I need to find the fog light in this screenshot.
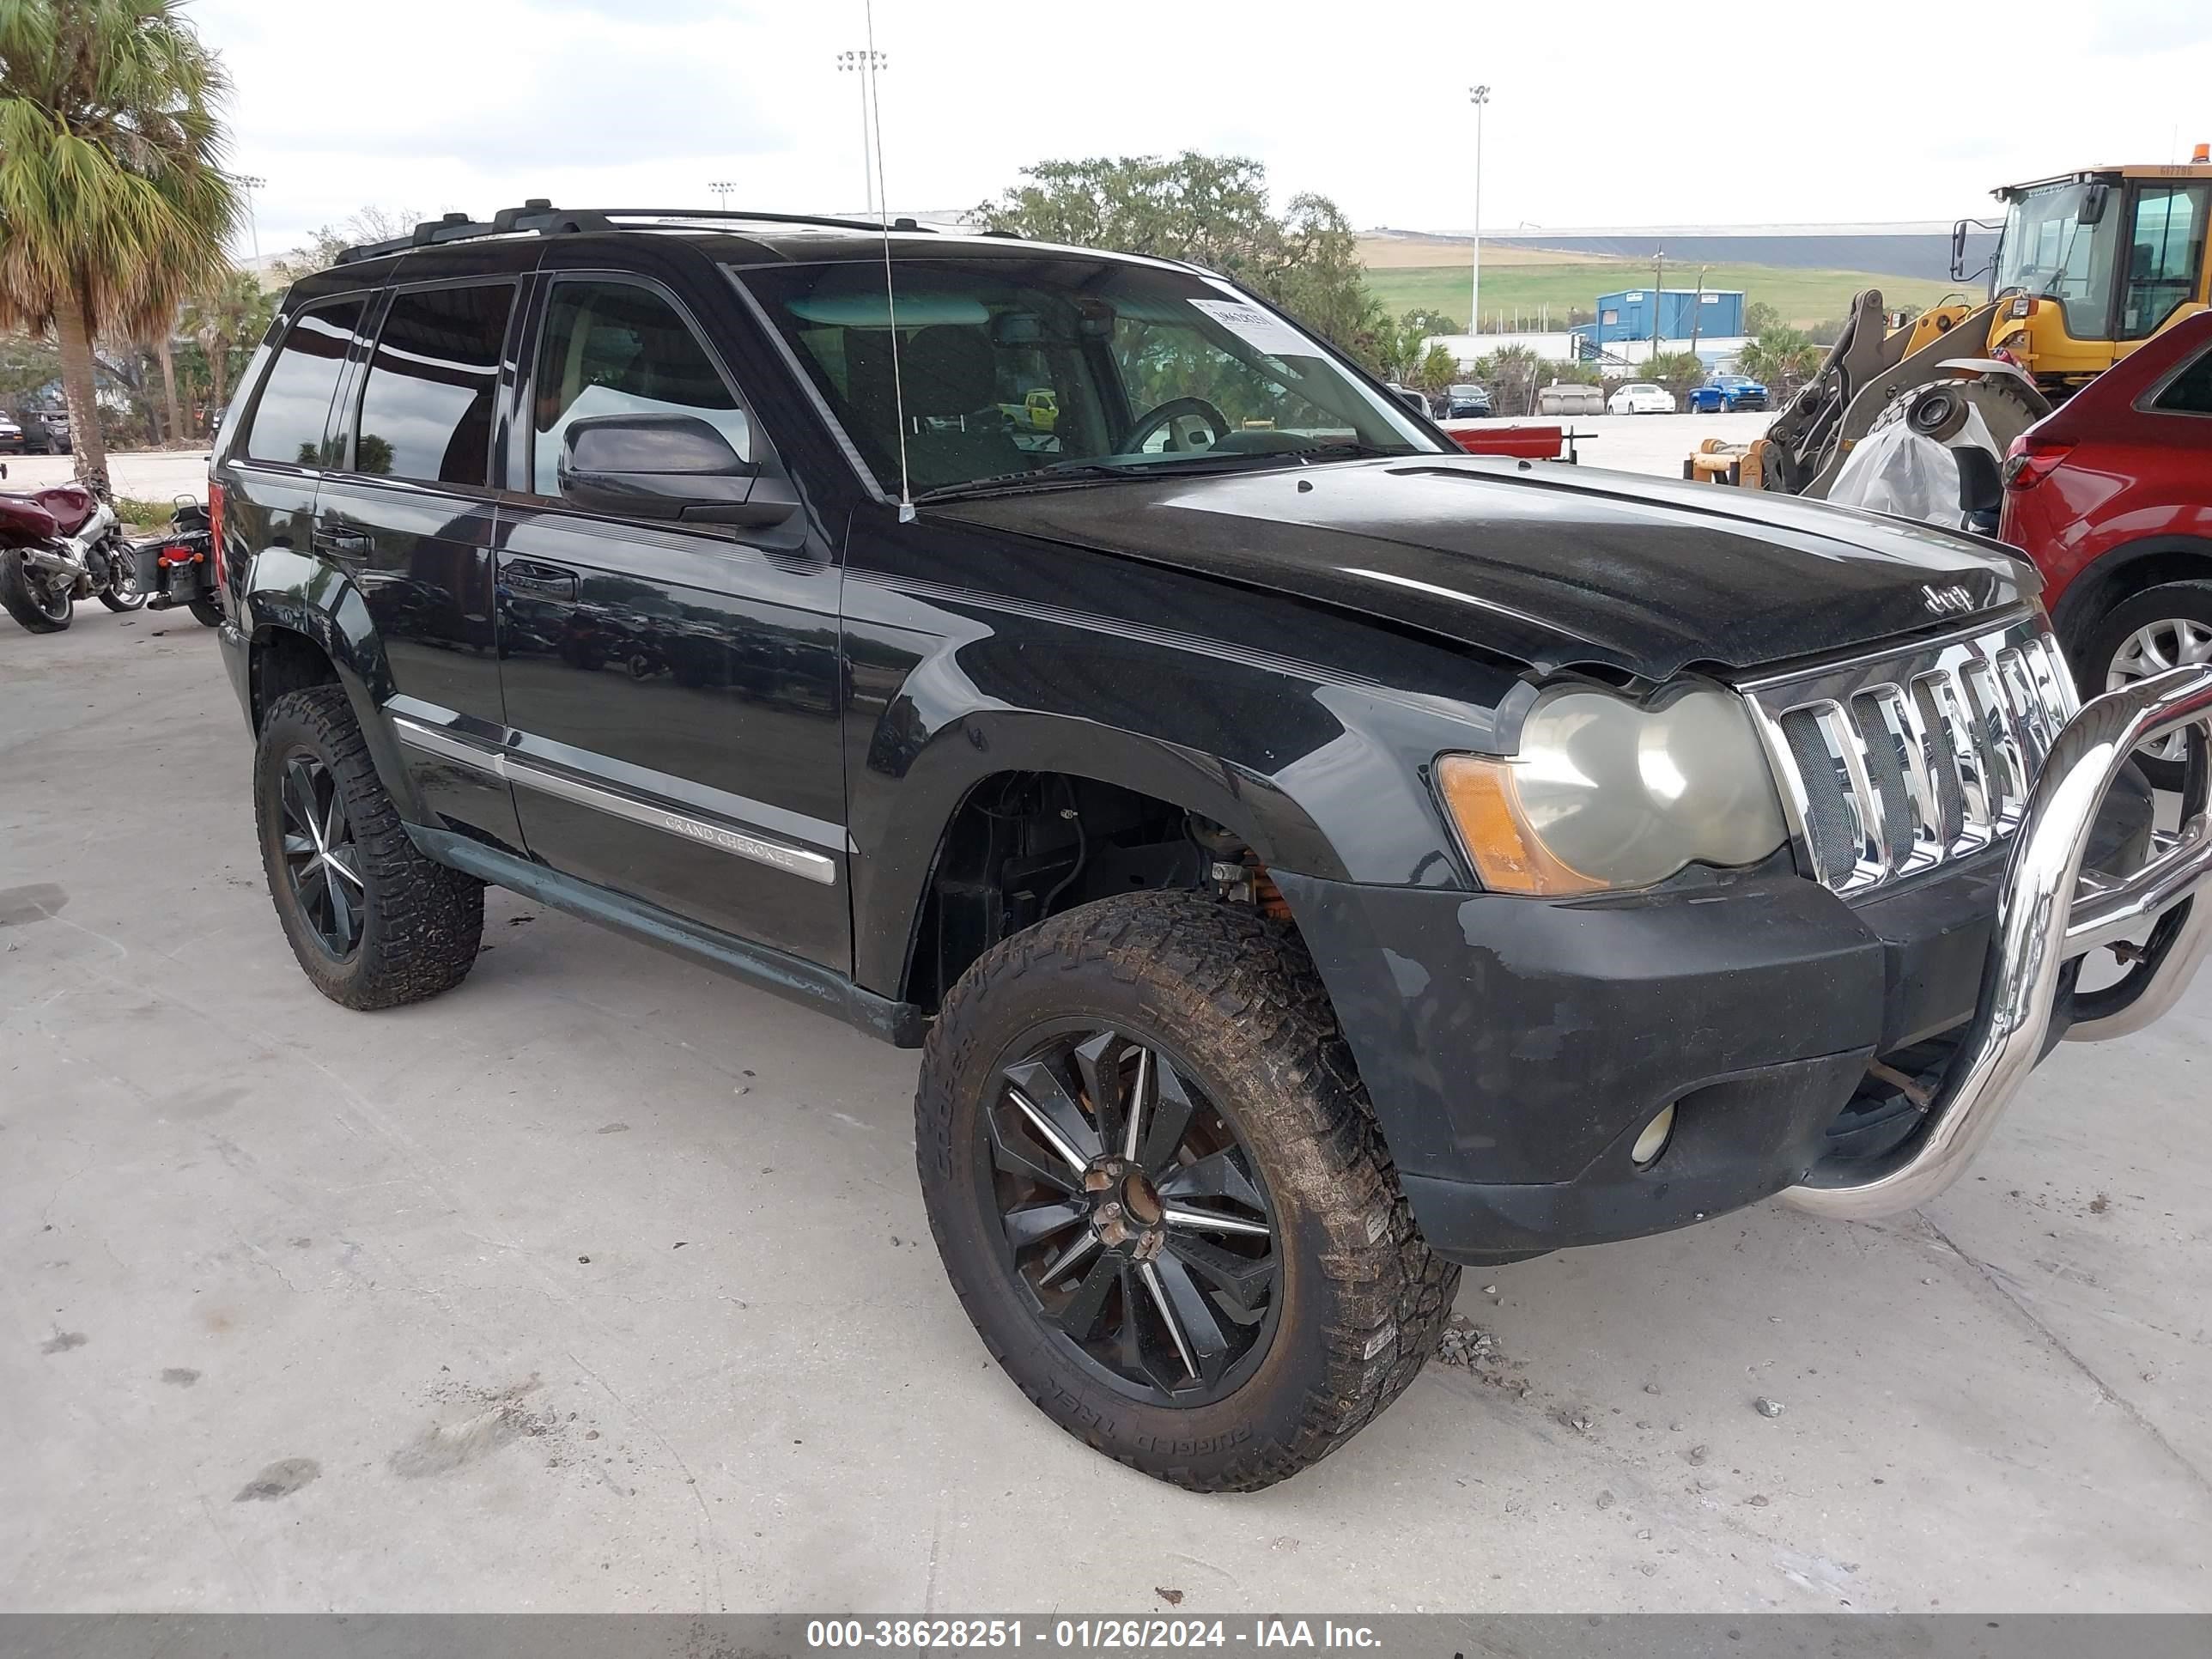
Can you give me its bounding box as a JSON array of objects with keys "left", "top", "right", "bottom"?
[{"left": 1631, "top": 1104, "right": 1676, "bottom": 1166}]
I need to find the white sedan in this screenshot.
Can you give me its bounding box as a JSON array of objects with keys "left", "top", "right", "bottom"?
[{"left": 1607, "top": 382, "right": 1677, "bottom": 415}]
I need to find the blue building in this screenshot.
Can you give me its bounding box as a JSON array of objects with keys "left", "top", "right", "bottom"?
[{"left": 1585, "top": 287, "right": 1745, "bottom": 348}]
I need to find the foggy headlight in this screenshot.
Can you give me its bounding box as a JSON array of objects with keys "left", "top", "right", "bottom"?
[{"left": 1436, "top": 683, "right": 1788, "bottom": 896}]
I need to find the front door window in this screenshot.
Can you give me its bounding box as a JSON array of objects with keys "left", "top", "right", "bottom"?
[{"left": 531, "top": 281, "right": 753, "bottom": 495}]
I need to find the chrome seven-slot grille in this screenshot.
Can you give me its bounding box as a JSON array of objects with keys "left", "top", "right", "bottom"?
[{"left": 1741, "top": 611, "right": 2078, "bottom": 898}]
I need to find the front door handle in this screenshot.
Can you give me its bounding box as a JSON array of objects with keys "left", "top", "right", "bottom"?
[
  {"left": 312, "top": 527, "right": 372, "bottom": 556},
  {"left": 503, "top": 559, "right": 578, "bottom": 598}
]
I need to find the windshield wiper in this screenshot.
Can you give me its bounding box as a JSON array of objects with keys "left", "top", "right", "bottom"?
[
  {"left": 911, "top": 445, "right": 1421, "bottom": 506},
  {"left": 910, "top": 461, "right": 1144, "bottom": 505}
]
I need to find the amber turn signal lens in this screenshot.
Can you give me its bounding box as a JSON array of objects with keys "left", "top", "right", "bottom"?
[{"left": 1433, "top": 755, "right": 1607, "bottom": 896}]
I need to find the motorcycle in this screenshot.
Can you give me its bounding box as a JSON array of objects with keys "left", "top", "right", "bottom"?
[
  {"left": 0, "top": 462, "right": 144, "bottom": 635},
  {"left": 130, "top": 496, "right": 222, "bottom": 628}
]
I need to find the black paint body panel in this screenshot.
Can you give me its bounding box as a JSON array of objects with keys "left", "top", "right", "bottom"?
[
  {"left": 935, "top": 458, "right": 2036, "bottom": 681},
  {"left": 208, "top": 221, "right": 2089, "bottom": 1262},
  {"left": 1275, "top": 776, "right": 2151, "bottom": 1259}
]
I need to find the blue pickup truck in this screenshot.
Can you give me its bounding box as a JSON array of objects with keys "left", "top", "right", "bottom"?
[{"left": 1686, "top": 372, "right": 1768, "bottom": 413}]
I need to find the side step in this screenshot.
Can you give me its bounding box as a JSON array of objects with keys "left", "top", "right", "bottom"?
[{"left": 408, "top": 823, "right": 930, "bottom": 1048}]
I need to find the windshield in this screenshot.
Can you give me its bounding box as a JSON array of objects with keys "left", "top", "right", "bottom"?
[
  {"left": 735, "top": 255, "right": 1440, "bottom": 497},
  {"left": 1995, "top": 181, "right": 2119, "bottom": 337}
]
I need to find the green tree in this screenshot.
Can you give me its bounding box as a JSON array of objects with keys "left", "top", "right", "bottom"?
[
  {"left": 1413, "top": 343, "right": 1459, "bottom": 394},
  {"left": 1, "top": 332, "right": 63, "bottom": 406},
  {"left": 1538, "top": 360, "right": 1603, "bottom": 387},
  {"left": 1744, "top": 301, "right": 1784, "bottom": 337},
  {"left": 180, "top": 266, "right": 272, "bottom": 430},
  {"left": 974, "top": 153, "right": 1382, "bottom": 363},
  {"left": 274, "top": 204, "right": 420, "bottom": 281},
  {"left": 1484, "top": 343, "right": 1541, "bottom": 416},
  {"left": 1374, "top": 309, "right": 1453, "bottom": 384},
  {"left": 1740, "top": 326, "right": 1823, "bottom": 396},
  {"left": 1644, "top": 350, "right": 1709, "bottom": 402},
  {"left": 0, "top": 0, "right": 241, "bottom": 494}
]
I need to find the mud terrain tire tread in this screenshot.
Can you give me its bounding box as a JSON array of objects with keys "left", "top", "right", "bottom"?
[
  {"left": 255, "top": 684, "right": 483, "bottom": 1011},
  {"left": 916, "top": 890, "right": 1459, "bottom": 1492}
]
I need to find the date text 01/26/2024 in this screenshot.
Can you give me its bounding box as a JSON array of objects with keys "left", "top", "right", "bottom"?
[{"left": 805, "top": 1619, "right": 1383, "bottom": 1650}]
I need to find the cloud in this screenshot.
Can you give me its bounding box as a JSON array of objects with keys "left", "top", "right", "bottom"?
[{"left": 195, "top": 0, "right": 2212, "bottom": 262}]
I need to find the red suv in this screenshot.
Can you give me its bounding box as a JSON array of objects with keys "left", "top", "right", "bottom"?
[{"left": 2002, "top": 310, "right": 2212, "bottom": 787}]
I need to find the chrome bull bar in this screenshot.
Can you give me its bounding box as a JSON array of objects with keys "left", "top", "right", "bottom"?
[{"left": 1782, "top": 663, "right": 2212, "bottom": 1221}]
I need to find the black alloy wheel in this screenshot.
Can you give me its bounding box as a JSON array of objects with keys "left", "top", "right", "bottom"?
[
  {"left": 983, "top": 1024, "right": 1279, "bottom": 1405},
  {"left": 915, "top": 890, "right": 1459, "bottom": 1491},
  {"left": 276, "top": 749, "right": 366, "bottom": 958}
]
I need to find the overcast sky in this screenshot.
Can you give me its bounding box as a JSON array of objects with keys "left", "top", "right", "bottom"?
[{"left": 196, "top": 0, "right": 2212, "bottom": 261}]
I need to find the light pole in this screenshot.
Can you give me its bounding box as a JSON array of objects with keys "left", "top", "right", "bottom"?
[
  {"left": 238, "top": 173, "right": 266, "bottom": 264},
  {"left": 708, "top": 180, "right": 734, "bottom": 210},
  {"left": 836, "top": 49, "right": 889, "bottom": 216},
  {"left": 1468, "top": 86, "right": 1489, "bottom": 339}
]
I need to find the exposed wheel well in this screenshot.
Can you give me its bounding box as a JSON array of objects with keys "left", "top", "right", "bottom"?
[
  {"left": 2052, "top": 539, "right": 2212, "bottom": 662},
  {"left": 250, "top": 628, "right": 341, "bottom": 732},
  {"left": 901, "top": 771, "right": 1294, "bottom": 1012}
]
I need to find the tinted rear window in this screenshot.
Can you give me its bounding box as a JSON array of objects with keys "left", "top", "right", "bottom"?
[
  {"left": 2152, "top": 345, "right": 2212, "bottom": 415},
  {"left": 243, "top": 300, "right": 366, "bottom": 467},
  {"left": 354, "top": 283, "right": 514, "bottom": 486}
]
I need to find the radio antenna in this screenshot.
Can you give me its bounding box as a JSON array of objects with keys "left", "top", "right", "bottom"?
[{"left": 862, "top": 0, "right": 915, "bottom": 521}]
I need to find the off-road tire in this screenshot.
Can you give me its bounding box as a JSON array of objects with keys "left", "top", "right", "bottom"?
[
  {"left": 915, "top": 890, "right": 1459, "bottom": 1492},
  {"left": 0, "top": 550, "right": 71, "bottom": 633},
  {"left": 2078, "top": 580, "right": 2212, "bottom": 793},
  {"left": 255, "top": 685, "right": 483, "bottom": 1010}
]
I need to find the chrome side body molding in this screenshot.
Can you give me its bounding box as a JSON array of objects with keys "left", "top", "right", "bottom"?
[{"left": 391, "top": 714, "right": 838, "bottom": 886}]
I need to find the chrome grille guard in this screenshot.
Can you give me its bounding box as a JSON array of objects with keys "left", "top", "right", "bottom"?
[{"left": 1782, "top": 663, "right": 2212, "bottom": 1221}]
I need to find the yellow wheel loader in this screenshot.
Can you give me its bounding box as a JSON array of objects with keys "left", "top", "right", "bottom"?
[{"left": 1690, "top": 155, "right": 2211, "bottom": 495}]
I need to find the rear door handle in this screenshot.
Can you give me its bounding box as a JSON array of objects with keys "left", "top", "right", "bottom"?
[
  {"left": 312, "top": 528, "right": 372, "bottom": 556},
  {"left": 504, "top": 559, "right": 578, "bottom": 598}
]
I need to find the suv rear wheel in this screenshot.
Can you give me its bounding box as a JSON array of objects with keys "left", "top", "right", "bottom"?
[
  {"left": 2081, "top": 580, "right": 2212, "bottom": 792},
  {"left": 915, "top": 890, "right": 1457, "bottom": 1491},
  {"left": 254, "top": 685, "right": 484, "bottom": 1009}
]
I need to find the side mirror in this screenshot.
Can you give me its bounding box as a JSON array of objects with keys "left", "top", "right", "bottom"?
[
  {"left": 1949, "top": 220, "right": 1969, "bottom": 283},
  {"left": 2081, "top": 183, "right": 2109, "bottom": 227},
  {"left": 557, "top": 414, "right": 796, "bottom": 529}
]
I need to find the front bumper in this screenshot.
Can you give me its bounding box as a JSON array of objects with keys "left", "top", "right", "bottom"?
[
  {"left": 1780, "top": 664, "right": 2212, "bottom": 1218},
  {"left": 1278, "top": 669, "right": 2211, "bottom": 1262}
]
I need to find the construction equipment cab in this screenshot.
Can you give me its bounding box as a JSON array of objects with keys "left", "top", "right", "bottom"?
[
  {"left": 1692, "top": 153, "right": 2209, "bottom": 499},
  {"left": 1957, "top": 157, "right": 2212, "bottom": 393}
]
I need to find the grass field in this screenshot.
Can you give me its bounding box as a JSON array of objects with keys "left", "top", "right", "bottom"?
[{"left": 1358, "top": 240, "right": 1963, "bottom": 332}]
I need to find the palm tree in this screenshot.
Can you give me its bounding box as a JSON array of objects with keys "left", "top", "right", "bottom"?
[
  {"left": 0, "top": 1, "right": 241, "bottom": 495},
  {"left": 1741, "top": 328, "right": 1826, "bottom": 400},
  {"left": 180, "top": 266, "right": 268, "bottom": 428},
  {"left": 153, "top": 330, "right": 182, "bottom": 446}
]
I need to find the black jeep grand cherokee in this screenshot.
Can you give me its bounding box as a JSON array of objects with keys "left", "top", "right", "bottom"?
[{"left": 207, "top": 204, "right": 2212, "bottom": 1491}]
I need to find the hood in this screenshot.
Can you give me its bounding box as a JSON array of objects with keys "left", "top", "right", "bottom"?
[{"left": 930, "top": 455, "right": 2033, "bottom": 681}]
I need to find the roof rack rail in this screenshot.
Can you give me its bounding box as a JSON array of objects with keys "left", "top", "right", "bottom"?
[{"left": 332, "top": 202, "right": 939, "bottom": 265}]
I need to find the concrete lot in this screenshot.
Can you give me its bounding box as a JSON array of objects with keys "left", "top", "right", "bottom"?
[
  {"left": 4, "top": 489, "right": 2211, "bottom": 1616},
  {"left": 2, "top": 449, "right": 215, "bottom": 506}
]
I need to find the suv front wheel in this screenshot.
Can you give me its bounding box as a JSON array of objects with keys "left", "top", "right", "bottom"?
[
  {"left": 254, "top": 684, "right": 485, "bottom": 1010},
  {"left": 915, "top": 890, "right": 1458, "bottom": 1492}
]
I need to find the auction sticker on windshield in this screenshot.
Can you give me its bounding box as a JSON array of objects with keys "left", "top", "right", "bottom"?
[{"left": 1188, "top": 297, "right": 1318, "bottom": 359}]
